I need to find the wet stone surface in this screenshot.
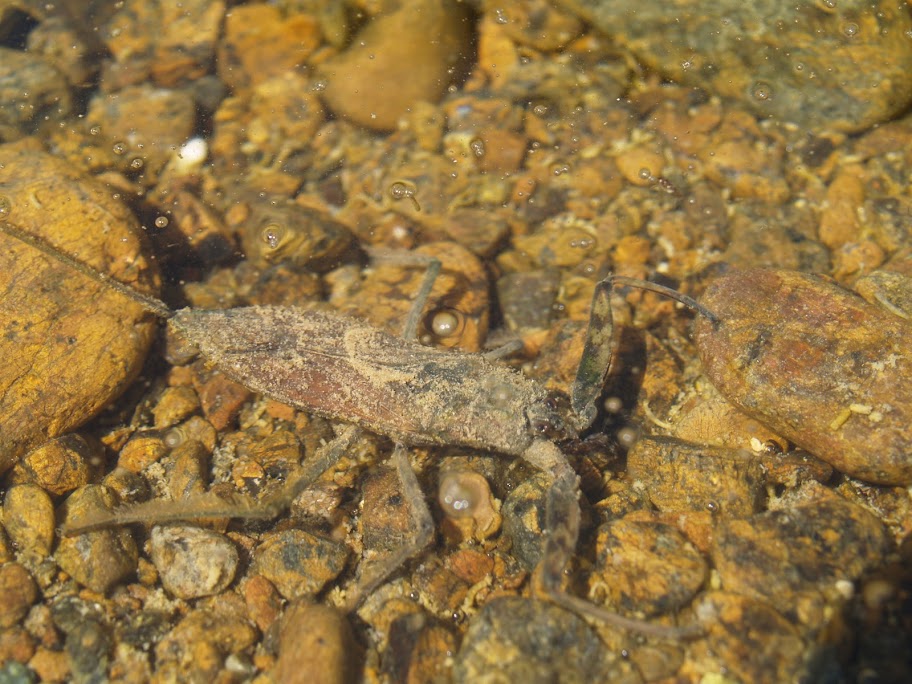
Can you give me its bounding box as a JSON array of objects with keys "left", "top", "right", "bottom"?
[{"left": 1, "top": 0, "right": 911, "bottom": 681}]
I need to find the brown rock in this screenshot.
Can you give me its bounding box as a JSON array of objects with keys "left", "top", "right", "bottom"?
[
  {"left": 218, "top": 4, "right": 321, "bottom": 91},
  {"left": 0, "top": 141, "right": 159, "bottom": 475},
  {"left": 627, "top": 436, "right": 766, "bottom": 517},
  {"left": 0, "top": 563, "right": 38, "bottom": 628},
  {"left": 9, "top": 434, "right": 96, "bottom": 496},
  {"left": 318, "top": 0, "right": 474, "bottom": 131},
  {"left": 3, "top": 484, "right": 56, "bottom": 559},
  {"left": 274, "top": 601, "right": 358, "bottom": 684},
  {"left": 591, "top": 518, "right": 707, "bottom": 617},
  {"left": 0, "top": 48, "right": 72, "bottom": 142},
  {"left": 560, "top": 0, "right": 912, "bottom": 133},
  {"left": 254, "top": 529, "right": 348, "bottom": 600},
  {"left": 56, "top": 486, "right": 139, "bottom": 593}
]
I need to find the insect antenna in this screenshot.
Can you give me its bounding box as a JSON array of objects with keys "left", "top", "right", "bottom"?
[
  {"left": 611, "top": 275, "right": 720, "bottom": 325},
  {"left": 0, "top": 220, "right": 173, "bottom": 319}
]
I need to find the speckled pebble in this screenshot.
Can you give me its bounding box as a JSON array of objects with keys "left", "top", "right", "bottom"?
[
  {"left": 590, "top": 518, "right": 707, "bottom": 617},
  {"left": 694, "top": 591, "right": 807, "bottom": 683},
  {"left": 9, "top": 434, "right": 95, "bottom": 496},
  {"left": 627, "top": 436, "right": 765, "bottom": 517},
  {"left": 152, "top": 386, "right": 200, "bottom": 429},
  {"left": 501, "top": 472, "right": 550, "bottom": 572},
  {"left": 150, "top": 525, "right": 238, "bottom": 599},
  {"left": 711, "top": 482, "right": 889, "bottom": 610},
  {"left": 2, "top": 485, "right": 55, "bottom": 559},
  {"left": 254, "top": 529, "right": 348, "bottom": 600},
  {"left": 273, "top": 601, "right": 357, "bottom": 684},
  {"left": 154, "top": 609, "right": 258, "bottom": 682},
  {"left": 56, "top": 486, "right": 138, "bottom": 593},
  {"left": 453, "top": 597, "right": 637, "bottom": 682},
  {"left": 0, "top": 564, "right": 37, "bottom": 628}
]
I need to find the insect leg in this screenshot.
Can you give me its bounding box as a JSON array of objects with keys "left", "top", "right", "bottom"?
[
  {"left": 62, "top": 425, "right": 361, "bottom": 534},
  {"left": 363, "top": 247, "right": 442, "bottom": 341},
  {"left": 570, "top": 275, "right": 718, "bottom": 432},
  {"left": 522, "top": 440, "right": 701, "bottom": 640},
  {"left": 344, "top": 443, "right": 435, "bottom": 609}
]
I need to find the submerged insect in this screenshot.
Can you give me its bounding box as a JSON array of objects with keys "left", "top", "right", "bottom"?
[{"left": 0, "top": 220, "right": 698, "bottom": 640}]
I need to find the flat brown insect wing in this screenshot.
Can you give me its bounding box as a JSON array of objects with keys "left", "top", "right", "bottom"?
[{"left": 170, "top": 307, "right": 545, "bottom": 455}]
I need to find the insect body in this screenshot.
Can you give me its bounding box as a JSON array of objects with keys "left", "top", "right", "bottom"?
[{"left": 0, "top": 220, "right": 695, "bottom": 640}]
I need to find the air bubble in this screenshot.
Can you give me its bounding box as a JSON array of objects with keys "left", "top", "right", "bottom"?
[
  {"left": 154, "top": 216, "right": 169, "bottom": 228},
  {"left": 112, "top": 142, "right": 126, "bottom": 155},
  {"left": 129, "top": 158, "right": 144, "bottom": 170},
  {"left": 262, "top": 223, "right": 286, "bottom": 249},
  {"left": 616, "top": 425, "right": 638, "bottom": 448},
  {"left": 751, "top": 81, "right": 773, "bottom": 101},
  {"left": 388, "top": 180, "right": 420, "bottom": 211},
  {"left": 438, "top": 472, "right": 482, "bottom": 518},
  {"left": 843, "top": 22, "right": 859, "bottom": 38},
  {"left": 604, "top": 396, "right": 624, "bottom": 414},
  {"left": 429, "top": 309, "right": 462, "bottom": 338},
  {"left": 469, "top": 137, "right": 485, "bottom": 158}
]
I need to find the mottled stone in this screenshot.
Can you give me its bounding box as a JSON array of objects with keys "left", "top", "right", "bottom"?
[
  {"left": 56, "top": 486, "right": 138, "bottom": 593},
  {"left": 254, "top": 529, "right": 348, "bottom": 600},
  {"left": 274, "top": 601, "right": 358, "bottom": 684},
  {"left": 591, "top": 518, "right": 707, "bottom": 617},
  {"left": 627, "top": 436, "right": 766, "bottom": 517},
  {"left": 454, "top": 597, "right": 637, "bottom": 682},
  {"left": 3, "top": 485, "right": 55, "bottom": 559},
  {"left": 712, "top": 483, "right": 889, "bottom": 611},
  {"left": 150, "top": 525, "right": 238, "bottom": 599},
  {"left": 558, "top": 0, "right": 912, "bottom": 133},
  {"left": 0, "top": 564, "right": 37, "bottom": 628}
]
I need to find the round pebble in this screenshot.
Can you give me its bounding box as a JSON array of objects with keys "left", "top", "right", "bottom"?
[
  {"left": 0, "top": 563, "right": 38, "bottom": 628},
  {"left": 254, "top": 529, "right": 348, "bottom": 600},
  {"left": 318, "top": 0, "right": 473, "bottom": 131},
  {"left": 3, "top": 484, "right": 55, "bottom": 559},
  {"left": 274, "top": 601, "right": 357, "bottom": 684},
  {"left": 150, "top": 525, "right": 238, "bottom": 599},
  {"left": 56, "top": 486, "right": 138, "bottom": 593},
  {"left": 453, "top": 597, "right": 636, "bottom": 682}
]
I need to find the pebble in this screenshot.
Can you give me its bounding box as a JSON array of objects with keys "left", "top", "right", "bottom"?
[
  {"left": 2, "top": 485, "right": 55, "bottom": 559},
  {"left": 627, "top": 436, "right": 765, "bottom": 517},
  {"left": 152, "top": 386, "right": 200, "bottom": 429},
  {"left": 380, "top": 609, "right": 457, "bottom": 683},
  {"left": 711, "top": 482, "right": 889, "bottom": 620},
  {"left": 501, "top": 472, "right": 550, "bottom": 572},
  {"left": 0, "top": 564, "right": 37, "bottom": 628},
  {"left": 453, "top": 597, "right": 638, "bottom": 682},
  {"left": 154, "top": 609, "right": 258, "bottom": 682},
  {"left": 0, "top": 140, "right": 159, "bottom": 476},
  {"left": 254, "top": 529, "right": 349, "bottom": 600},
  {"left": 590, "top": 518, "right": 707, "bottom": 617},
  {"left": 8, "top": 434, "right": 96, "bottom": 496},
  {"left": 694, "top": 591, "right": 807, "bottom": 682},
  {"left": 217, "top": 3, "right": 321, "bottom": 91},
  {"left": 273, "top": 601, "right": 357, "bottom": 684},
  {"left": 0, "top": 47, "right": 72, "bottom": 141},
  {"left": 86, "top": 83, "right": 197, "bottom": 180},
  {"left": 560, "top": 0, "right": 912, "bottom": 133},
  {"left": 149, "top": 525, "right": 238, "bottom": 599},
  {"left": 318, "top": 0, "right": 474, "bottom": 131},
  {"left": 56, "top": 486, "right": 139, "bottom": 594}
]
